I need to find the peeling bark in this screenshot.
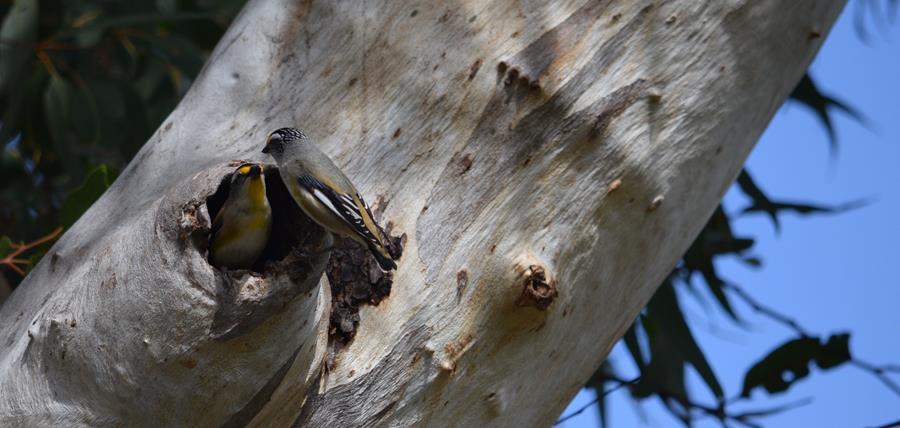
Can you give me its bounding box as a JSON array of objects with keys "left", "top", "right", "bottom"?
[{"left": 0, "top": 0, "right": 844, "bottom": 426}]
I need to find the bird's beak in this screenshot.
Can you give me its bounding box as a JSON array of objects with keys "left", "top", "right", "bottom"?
[{"left": 261, "top": 145, "right": 270, "bottom": 154}]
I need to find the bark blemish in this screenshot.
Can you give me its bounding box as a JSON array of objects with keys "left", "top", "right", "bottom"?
[
  {"left": 178, "top": 358, "right": 198, "bottom": 369},
  {"left": 504, "top": 67, "right": 519, "bottom": 86},
  {"left": 456, "top": 270, "right": 468, "bottom": 302},
  {"left": 499, "top": 64, "right": 541, "bottom": 90},
  {"left": 178, "top": 201, "right": 207, "bottom": 249},
  {"left": 468, "top": 58, "right": 483, "bottom": 81},
  {"left": 392, "top": 127, "right": 402, "bottom": 139},
  {"left": 457, "top": 153, "right": 474, "bottom": 175},
  {"left": 607, "top": 178, "right": 623, "bottom": 194},
  {"left": 438, "top": 358, "right": 455, "bottom": 373},
  {"left": 514, "top": 264, "right": 558, "bottom": 310},
  {"left": 593, "top": 78, "right": 649, "bottom": 137},
  {"left": 485, "top": 390, "right": 505, "bottom": 417},
  {"left": 438, "top": 333, "right": 474, "bottom": 374},
  {"left": 647, "top": 195, "right": 664, "bottom": 212}
]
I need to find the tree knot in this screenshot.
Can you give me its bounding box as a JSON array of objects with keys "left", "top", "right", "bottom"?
[{"left": 515, "top": 264, "right": 558, "bottom": 310}]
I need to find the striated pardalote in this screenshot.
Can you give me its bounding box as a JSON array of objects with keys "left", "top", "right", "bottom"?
[
  {"left": 261, "top": 128, "right": 396, "bottom": 270},
  {"left": 209, "top": 162, "right": 272, "bottom": 270}
]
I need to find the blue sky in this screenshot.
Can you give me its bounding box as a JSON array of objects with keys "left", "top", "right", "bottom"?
[{"left": 561, "top": 5, "right": 900, "bottom": 428}]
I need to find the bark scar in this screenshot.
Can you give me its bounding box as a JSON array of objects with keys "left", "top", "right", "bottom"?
[{"left": 515, "top": 265, "right": 558, "bottom": 310}]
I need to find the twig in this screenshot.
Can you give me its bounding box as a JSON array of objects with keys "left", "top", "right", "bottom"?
[
  {"left": 573, "top": 374, "right": 809, "bottom": 428},
  {"left": 660, "top": 389, "right": 810, "bottom": 428},
  {"left": 0, "top": 228, "right": 63, "bottom": 277},
  {"left": 851, "top": 359, "right": 900, "bottom": 397},
  {"left": 554, "top": 377, "right": 640, "bottom": 425},
  {"left": 868, "top": 419, "right": 900, "bottom": 428},
  {"left": 723, "top": 283, "right": 811, "bottom": 337}
]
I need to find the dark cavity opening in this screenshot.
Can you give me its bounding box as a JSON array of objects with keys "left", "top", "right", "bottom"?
[{"left": 205, "top": 164, "right": 320, "bottom": 273}]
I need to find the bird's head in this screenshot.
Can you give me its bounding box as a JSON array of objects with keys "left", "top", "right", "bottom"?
[
  {"left": 232, "top": 162, "right": 263, "bottom": 185},
  {"left": 262, "top": 127, "right": 306, "bottom": 159}
]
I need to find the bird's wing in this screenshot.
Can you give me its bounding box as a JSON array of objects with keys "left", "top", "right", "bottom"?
[
  {"left": 297, "top": 175, "right": 383, "bottom": 249},
  {"left": 210, "top": 209, "right": 225, "bottom": 243}
]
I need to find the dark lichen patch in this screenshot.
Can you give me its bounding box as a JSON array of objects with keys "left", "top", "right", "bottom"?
[
  {"left": 515, "top": 265, "right": 558, "bottom": 310},
  {"left": 325, "top": 217, "right": 404, "bottom": 354},
  {"left": 325, "top": 237, "right": 393, "bottom": 348}
]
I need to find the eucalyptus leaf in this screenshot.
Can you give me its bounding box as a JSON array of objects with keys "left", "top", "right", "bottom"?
[
  {"left": 741, "top": 333, "right": 852, "bottom": 397},
  {"left": 0, "top": 0, "right": 38, "bottom": 98}
]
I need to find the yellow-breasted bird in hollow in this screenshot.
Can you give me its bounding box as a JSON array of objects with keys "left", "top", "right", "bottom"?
[
  {"left": 209, "top": 162, "right": 272, "bottom": 270},
  {"left": 261, "top": 127, "right": 397, "bottom": 270}
]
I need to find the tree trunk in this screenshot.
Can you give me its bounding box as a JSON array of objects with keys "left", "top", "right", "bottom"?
[{"left": 0, "top": 0, "right": 844, "bottom": 426}]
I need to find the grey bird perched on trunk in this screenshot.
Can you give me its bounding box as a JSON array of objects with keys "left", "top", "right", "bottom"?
[{"left": 262, "top": 127, "right": 397, "bottom": 270}]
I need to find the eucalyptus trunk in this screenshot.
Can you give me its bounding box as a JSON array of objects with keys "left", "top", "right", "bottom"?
[{"left": 0, "top": 0, "right": 844, "bottom": 426}]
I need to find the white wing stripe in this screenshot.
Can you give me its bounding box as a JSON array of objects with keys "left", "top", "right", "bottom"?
[{"left": 312, "top": 188, "right": 344, "bottom": 219}]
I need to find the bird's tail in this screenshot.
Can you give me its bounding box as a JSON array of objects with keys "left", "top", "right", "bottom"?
[{"left": 368, "top": 242, "right": 397, "bottom": 271}]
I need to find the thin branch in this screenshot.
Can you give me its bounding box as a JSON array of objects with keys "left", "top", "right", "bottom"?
[
  {"left": 554, "top": 377, "right": 640, "bottom": 426},
  {"left": 868, "top": 419, "right": 900, "bottom": 428},
  {"left": 1, "top": 227, "right": 63, "bottom": 277},
  {"left": 851, "top": 359, "right": 900, "bottom": 397},
  {"left": 591, "top": 375, "right": 808, "bottom": 428},
  {"left": 723, "top": 283, "right": 811, "bottom": 337}
]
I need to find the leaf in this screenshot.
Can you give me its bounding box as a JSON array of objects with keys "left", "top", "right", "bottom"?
[
  {"left": 0, "top": 0, "right": 38, "bottom": 99},
  {"left": 585, "top": 361, "right": 615, "bottom": 428},
  {"left": 740, "top": 256, "right": 762, "bottom": 268},
  {"left": 635, "top": 282, "right": 724, "bottom": 404},
  {"left": 60, "top": 164, "right": 113, "bottom": 228},
  {"left": 0, "top": 236, "right": 11, "bottom": 257},
  {"left": 0, "top": 62, "right": 48, "bottom": 146},
  {"left": 737, "top": 170, "right": 869, "bottom": 232},
  {"left": 43, "top": 77, "right": 82, "bottom": 174},
  {"left": 681, "top": 207, "right": 751, "bottom": 321},
  {"left": 622, "top": 322, "right": 646, "bottom": 370},
  {"left": 741, "top": 333, "right": 852, "bottom": 397},
  {"left": 736, "top": 170, "right": 780, "bottom": 231},
  {"left": 814, "top": 333, "right": 852, "bottom": 369},
  {"left": 789, "top": 74, "right": 866, "bottom": 155}
]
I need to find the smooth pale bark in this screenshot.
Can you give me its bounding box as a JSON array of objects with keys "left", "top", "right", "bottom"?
[{"left": 0, "top": 0, "right": 844, "bottom": 426}]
